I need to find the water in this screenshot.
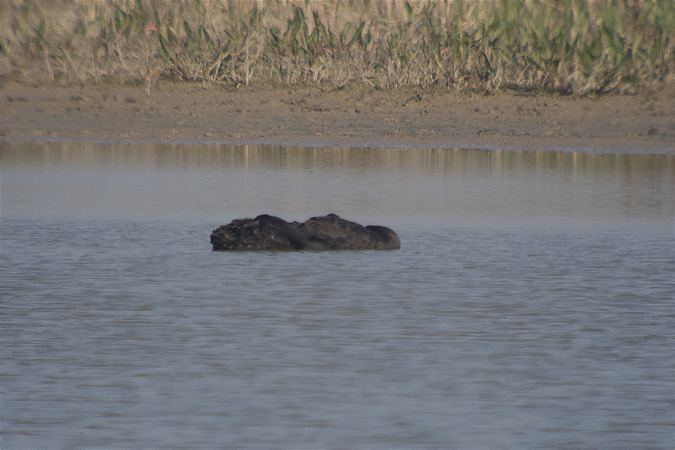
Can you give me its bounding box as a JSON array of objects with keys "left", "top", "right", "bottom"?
[{"left": 1, "top": 142, "right": 674, "bottom": 447}]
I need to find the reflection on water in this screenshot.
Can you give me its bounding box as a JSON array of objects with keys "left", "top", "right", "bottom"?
[
  {"left": 2, "top": 142, "right": 673, "bottom": 228},
  {"left": 1, "top": 142, "right": 673, "bottom": 448}
]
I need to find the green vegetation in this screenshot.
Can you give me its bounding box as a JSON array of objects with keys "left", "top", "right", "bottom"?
[{"left": 1, "top": 0, "right": 673, "bottom": 94}]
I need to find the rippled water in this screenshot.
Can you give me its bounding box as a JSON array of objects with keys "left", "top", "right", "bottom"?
[{"left": 1, "top": 142, "right": 674, "bottom": 447}]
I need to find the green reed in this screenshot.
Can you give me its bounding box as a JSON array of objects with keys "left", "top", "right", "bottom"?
[{"left": 1, "top": 0, "right": 672, "bottom": 94}]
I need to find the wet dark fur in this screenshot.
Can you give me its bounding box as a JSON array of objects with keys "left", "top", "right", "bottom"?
[{"left": 211, "top": 214, "right": 400, "bottom": 251}]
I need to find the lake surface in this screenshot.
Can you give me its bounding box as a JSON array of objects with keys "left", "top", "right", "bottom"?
[{"left": 1, "top": 142, "right": 674, "bottom": 448}]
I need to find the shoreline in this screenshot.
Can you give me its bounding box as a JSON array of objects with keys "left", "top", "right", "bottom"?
[{"left": 2, "top": 83, "right": 673, "bottom": 155}]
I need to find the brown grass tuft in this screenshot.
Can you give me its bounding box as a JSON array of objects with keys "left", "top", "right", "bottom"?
[{"left": 1, "top": 0, "right": 673, "bottom": 94}]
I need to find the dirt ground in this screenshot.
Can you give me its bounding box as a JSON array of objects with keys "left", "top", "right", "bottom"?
[{"left": 1, "top": 81, "right": 673, "bottom": 154}]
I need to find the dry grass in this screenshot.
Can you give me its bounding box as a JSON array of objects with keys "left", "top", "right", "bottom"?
[{"left": 1, "top": 0, "right": 673, "bottom": 94}]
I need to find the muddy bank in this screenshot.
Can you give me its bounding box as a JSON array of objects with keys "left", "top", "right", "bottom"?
[{"left": 1, "top": 82, "right": 673, "bottom": 154}]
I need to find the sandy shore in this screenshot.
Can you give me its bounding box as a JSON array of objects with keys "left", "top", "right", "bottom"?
[{"left": 1, "top": 82, "right": 673, "bottom": 154}]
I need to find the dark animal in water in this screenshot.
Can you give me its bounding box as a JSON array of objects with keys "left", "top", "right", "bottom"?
[{"left": 210, "top": 214, "right": 400, "bottom": 251}]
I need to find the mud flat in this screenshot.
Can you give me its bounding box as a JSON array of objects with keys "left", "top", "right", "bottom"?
[{"left": 1, "top": 82, "right": 673, "bottom": 154}]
